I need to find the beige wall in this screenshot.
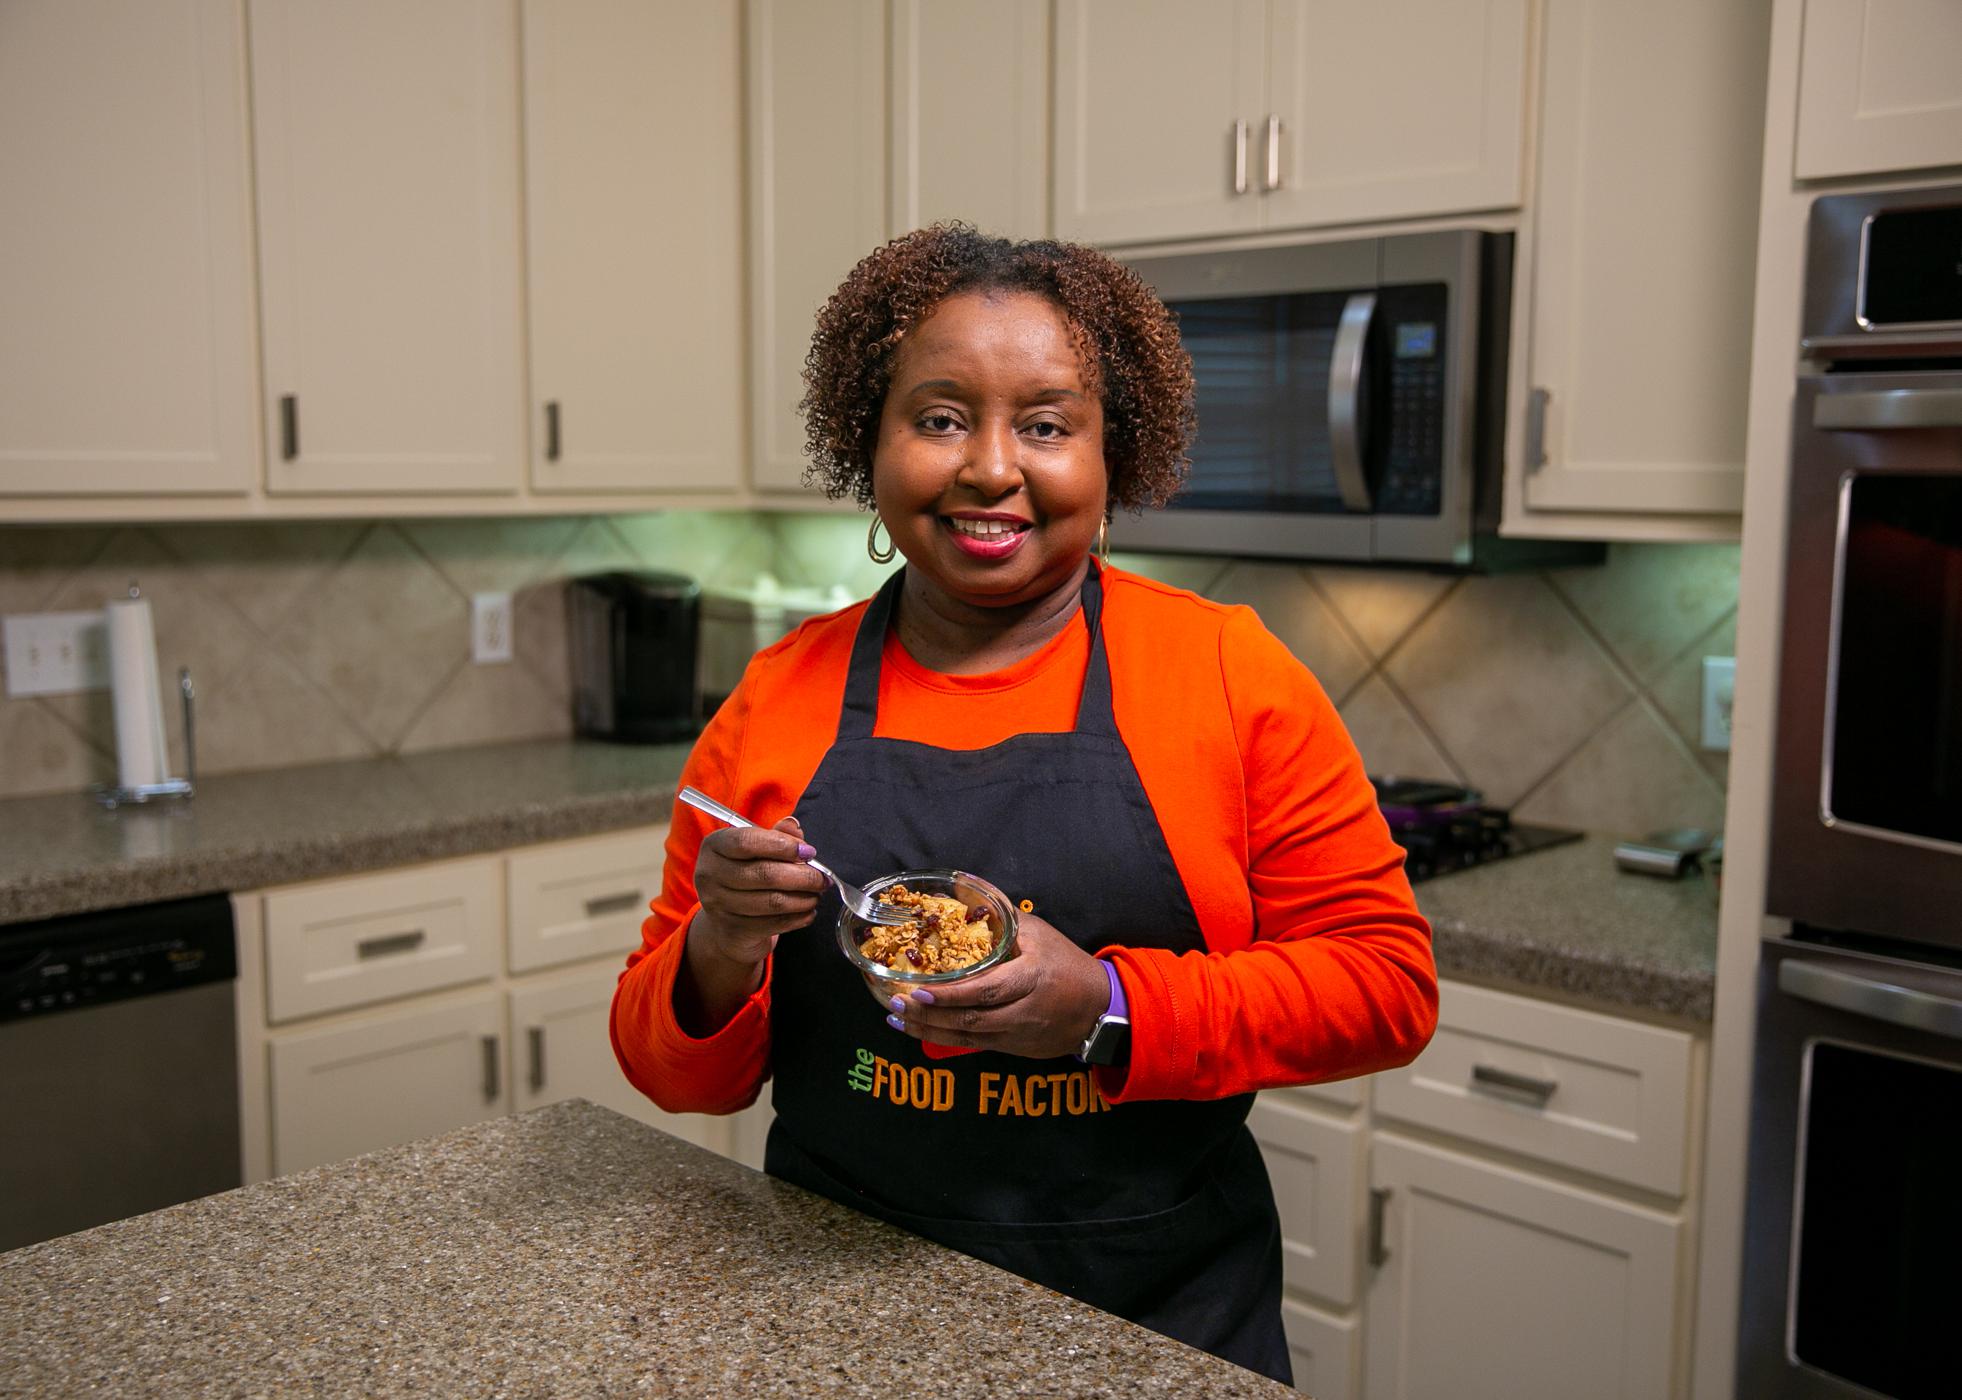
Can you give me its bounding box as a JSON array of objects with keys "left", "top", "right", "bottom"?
[{"left": 0, "top": 512, "right": 1736, "bottom": 838}]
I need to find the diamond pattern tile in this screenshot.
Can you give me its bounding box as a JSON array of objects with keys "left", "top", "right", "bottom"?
[
  {"left": 1309, "top": 565, "right": 1458, "bottom": 660},
  {"left": 1207, "top": 562, "right": 1372, "bottom": 703},
  {"left": 1511, "top": 698, "right": 1728, "bottom": 838},
  {"left": 0, "top": 526, "right": 114, "bottom": 618},
  {"left": 271, "top": 525, "right": 469, "bottom": 749},
  {"left": 152, "top": 521, "right": 365, "bottom": 636},
  {"left": 615, "top": 510, "right": 768, "bottom": 589},
  {"left": 396, "top": 657, "right": 569, "bottom": 755},
  {"left": 0, "top": 699, "right": 112, "bottom": 799},
  {"left": 1548, "top": 542, "right": 1740, "bottom": 684},
  {"left": 1384, "top": 573, "right": 1632, "bottom": 806},
  {"left": 193, "top": 648, "right": 373, "bottom": 776},
  {"left": 1650, "top": 612, "right": 1736, "bottom": 784},
  {"left": 401, "top": 517, "right": 583, "bottom": 599},
  {"left": 1336, "top": 674, "right": 1464, "bottom": 785}
]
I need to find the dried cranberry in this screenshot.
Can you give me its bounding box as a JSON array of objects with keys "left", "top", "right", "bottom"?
[
  {"left": 966, "top": 906, "right": 987, "bottom": 924},
  {"left": 905, "top": 947, "right": 923, "bottom": 966}
]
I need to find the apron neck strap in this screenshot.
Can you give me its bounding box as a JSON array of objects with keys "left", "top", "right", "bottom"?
[{"left": 837, "top": 561, "right": 1118, "bottom": 742}]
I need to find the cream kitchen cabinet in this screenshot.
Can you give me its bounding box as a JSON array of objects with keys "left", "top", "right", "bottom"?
[
  {"left": 1255, "top": 980, "right": 1704, "bottom": 1398},
  {"left": 746, "top": 0, "right": 1051, "bottom": 498},
  {"left": 237, "top": 828, "right": 751, "bottom": 1183},
  {"left": 0, "top": 0, "right": 259, "bottom": 499},
  {"left": 1363, "top": 1133, "right": 1681, "bottom": 1400},
  {"left": 521, "top": 0, "right": 743, "bottom": 496},
  {"left": 250, "top": 0, "right": 527, "bottom": 497},
  {"left": 1794, "top": 0, "right": 1962, "bottom": 180},
  {"left": 1505, "top": 0, "right": 1772, "bottom": 534},
  {"left": 1052, "top": 0, "right": 1528, "bottom": 247}
]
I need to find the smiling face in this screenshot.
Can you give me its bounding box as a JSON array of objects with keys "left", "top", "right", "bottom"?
[{"left": 871, "top": 290, "right": 1107, "bottom": 615}]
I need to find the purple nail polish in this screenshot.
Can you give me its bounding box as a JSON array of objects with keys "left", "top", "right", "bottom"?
[
  {"left": 888, "top": 996, "right": 907, "bottom": 1015},
  {"left": 910, "top": 989, "right": 936, "bottom": 1005},
  {"left": 886, "top": 1013, "right": 905, "bottom": 1031},
  {"left": 797, "top": 843, "right": 817, "bottom": 860}
]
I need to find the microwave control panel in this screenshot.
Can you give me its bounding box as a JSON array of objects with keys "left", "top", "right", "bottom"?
[{"left": 1374, "top": 281, "right": 1449, "bottom": 517}]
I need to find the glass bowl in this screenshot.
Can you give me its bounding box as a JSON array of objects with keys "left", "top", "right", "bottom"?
[{"left": 836, "top": 869, "right": 1018, "bottom": 1008}]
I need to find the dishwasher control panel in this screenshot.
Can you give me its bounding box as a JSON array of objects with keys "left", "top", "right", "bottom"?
[{"left": 1, "top": 893, "right": 236, "bottom": 1023}]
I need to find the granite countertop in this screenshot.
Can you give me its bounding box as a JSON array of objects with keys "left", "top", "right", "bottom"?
[
  {"left": 0, "top": 1100, "right": 1289, "bottom": 1399},
  {"left": 0, "top": 738, "right": 1716, "bottom": 1022}
]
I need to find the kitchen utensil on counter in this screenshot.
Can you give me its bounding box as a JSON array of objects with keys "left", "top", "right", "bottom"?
[
  {"left": 93, "top": 584, "right": 195, "bottom": 808},
  {"left": 1613, "top": 828, "right": 1719, "bottom": 878},
  {"left": 1369, "top": 776, "right": 1582, "bottom": 882},
  {"left": 676, "top": 786, "right": 911, "bottom": 926}
]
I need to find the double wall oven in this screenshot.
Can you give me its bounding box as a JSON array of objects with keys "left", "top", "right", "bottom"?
[{"left": 1741, "top": 185, "right": 1962, "bottom": 1400}]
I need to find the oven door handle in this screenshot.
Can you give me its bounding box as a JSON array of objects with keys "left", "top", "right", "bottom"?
[
  {"left": 1779, "top": 959, "right": 1962, "bottom": 1040},
  {"left": 1328, "top": 292, "right": 1377, "bottom": 512},
  {"left": 1814, "top": 387, "right": 1962, "bottom": 431}
]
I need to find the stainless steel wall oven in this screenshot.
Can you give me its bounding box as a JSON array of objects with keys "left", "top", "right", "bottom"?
[{"left": 1742, "top": 184, "right": 1962, "bottom": 1400}]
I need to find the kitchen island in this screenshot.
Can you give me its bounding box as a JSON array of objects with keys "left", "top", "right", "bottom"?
[{"left": 0, "top": 1100, "right": 1291, "bottom": 1398}]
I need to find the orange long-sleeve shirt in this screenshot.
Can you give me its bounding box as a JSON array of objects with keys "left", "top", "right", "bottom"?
[{"left": 610, "top": 566, "right": 1437, "bottom": 1110}]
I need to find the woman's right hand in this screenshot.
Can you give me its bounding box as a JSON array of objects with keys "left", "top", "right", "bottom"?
[{"left": 676, "top": 815, "right": 826, "bottom": 1034}]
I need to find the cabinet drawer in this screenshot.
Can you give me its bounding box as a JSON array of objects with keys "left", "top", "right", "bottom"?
[
  {"left": 262, "top": 858, "right": 501, "bottom": 1023},
  {"left": 506, "top": 827, "right": 665, "bottom": 974},
  {"left": 1372, "top": 981, "right": 1694, "bottom": 1196}
]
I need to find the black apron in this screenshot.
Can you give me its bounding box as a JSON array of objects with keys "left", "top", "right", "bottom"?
[{"left": 765, "top": 563, "right": 1291, "bottom": 1384}]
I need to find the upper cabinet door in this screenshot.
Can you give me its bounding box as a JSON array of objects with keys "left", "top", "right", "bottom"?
[
  {"left": 747, "top": 0, "right": 887, "bottom": 495},
  {"left": 890, "top": 0, "right": 1050, "bottom": 240},
  {"left": 1263, "top": 0, "right": 1526, "bottom": 231},
  {"left": 251, "top": 0, "right": 526, "bottom": 496},
  {"left": 1795, "top": 0, "right": 1962, "bottom": 179},
  {"left": 1053, "top": 0, "right": 1267, "bottom": 246},
  {"left": 1515, "top": 0, "right": 1769, "bottom": 522},
  {"left": 0, "top": 0, "right": 257, "bottom": 497},
  {"left": 522, "top": 0, "right": 743, "bottom": 495}
]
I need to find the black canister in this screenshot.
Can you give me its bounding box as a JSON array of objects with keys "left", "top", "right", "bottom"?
[{"left": 566, "top": 571, "right": 701, "bottom": 742}]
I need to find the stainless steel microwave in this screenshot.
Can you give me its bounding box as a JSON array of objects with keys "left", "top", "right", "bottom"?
[{"left": 1112, "top": 229, "right": 1590, "bottom": 569}]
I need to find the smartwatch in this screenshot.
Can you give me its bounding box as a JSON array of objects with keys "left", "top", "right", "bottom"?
[{"left": 1077, "top": 959, "right": 1131, "bottom": 1067}]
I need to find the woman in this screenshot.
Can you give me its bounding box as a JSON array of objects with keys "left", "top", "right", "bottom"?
[{"left": 612, "top": 225, "right": 1436, "bottom": 1383}]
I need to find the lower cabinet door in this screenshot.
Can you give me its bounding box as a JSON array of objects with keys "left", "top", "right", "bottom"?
[
  {"left": 1282, "top": 1296, "right": 1360, "bottom": 1400},
  {"left": 1251, "top": 1090, "right": 1363, "bottom": 1307},
  {"left": 1363, "top": 1133, "right": 1681, "bottom": 1400},
  {"left": 507, "top": 962, "right": 724, "bottom": 1154},
  {"left": 269, "top": 991, "right": 506, "bottom": 1176}
]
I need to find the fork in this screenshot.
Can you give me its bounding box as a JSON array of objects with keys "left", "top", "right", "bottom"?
[{"left": 676, "top": 786, "right": 911, "bottom": 926}]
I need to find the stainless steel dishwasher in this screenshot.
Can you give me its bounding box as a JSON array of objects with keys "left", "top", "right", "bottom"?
[{"left": 0, "top": 893, "right": 240, "bottom": 1252}]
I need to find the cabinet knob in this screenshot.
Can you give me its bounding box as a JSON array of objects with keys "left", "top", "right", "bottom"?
[
  {"left": 527, "top": 1025, "right": 546, "bottom": 1093},
  {"left": 1264, "top": 114, "right": 1282, "bottom": 191},
  {"left": 1368, "top": 1185, "right": 1393, "bottom": 1268},
  {"left": 279, "top": 394, "right": 299, "bottom": 461},
  {"left": 1232, "top": 120, "right": 1249, "bottom": 196},
  {"left": 481, "top": 1034, "right": 501, "bottom": 1102}
]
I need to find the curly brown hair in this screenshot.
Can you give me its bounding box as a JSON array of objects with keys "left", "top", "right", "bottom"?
[{"left": 798, "top": 224, "right": 1196, "bottom": 513}]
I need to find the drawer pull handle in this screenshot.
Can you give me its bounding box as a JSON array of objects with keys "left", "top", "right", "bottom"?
[
  {"left": 356, "top": 929, "right": 426, "bottom": 960},
  {"left": 528, "top": 1026, "right": 546, "bottom": 1093},
  {"left": 1367, "top": 1186, "right": 1392, "bottom": 1268},
  {"left": 482, "top": 1034, "right": 500, "bottom": 1102},
  {"left": 1470, "top": 1064, "right": 1558, "bottom": 1105},
  {"left": 584, "top": 891, "right": 642, "bottom": 918}
]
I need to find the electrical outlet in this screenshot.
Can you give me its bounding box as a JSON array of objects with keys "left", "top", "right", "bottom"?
[
  {"left": 3, "top": 610, "right": 109, "bottom": 696},
  {"left": 472, "top": 592, "right": 513, "bottom": 664},
  {"left": 1701, "top": 656, "right": 1736, "bottom": 751}
]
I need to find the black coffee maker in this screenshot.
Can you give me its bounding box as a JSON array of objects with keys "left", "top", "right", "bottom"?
[{"left": 566, "top": 571, "right": 701, "bottom": 742}]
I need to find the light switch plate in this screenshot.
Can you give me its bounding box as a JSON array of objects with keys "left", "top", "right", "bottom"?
[
  {"left": 3, "top": 610, "right": 109, "bottom": 696},
  {"left": 472, "top": 592, "right": 513, "bottom": 664},
  {"left": 1701, "top": 656, "right": 1735, "bottom": 751}
]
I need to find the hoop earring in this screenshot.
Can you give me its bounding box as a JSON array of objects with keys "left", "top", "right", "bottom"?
[
  {"left": 1097, "top": 517, "right": 1109, "bottom": 565},
  {"left": 867, "top": 514, "right": 896, "bottom": 565}
]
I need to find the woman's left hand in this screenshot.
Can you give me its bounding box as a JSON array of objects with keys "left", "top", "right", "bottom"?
[{"left": 886, "top": 914, "right": 1112, "bottom": 1060}]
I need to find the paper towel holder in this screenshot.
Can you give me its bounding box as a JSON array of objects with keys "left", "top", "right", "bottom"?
[{"left": 91, "top": 584, "right": 197, "bottom": 808}]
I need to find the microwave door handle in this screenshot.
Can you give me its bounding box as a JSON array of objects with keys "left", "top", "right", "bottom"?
[
  {"left": 1814, "top": 387, "right": 1962, "bottom": 431},
  {"left": 1779, "top": 959, "right": 1962, "bottom": 1041},
  {"left": 1328, "top": 292, "right": 1377, "bottom": 511}
]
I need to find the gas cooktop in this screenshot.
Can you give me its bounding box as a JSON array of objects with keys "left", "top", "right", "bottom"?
[{"left": 1371, "top": 777, "right": 1582, "bottom": 884}]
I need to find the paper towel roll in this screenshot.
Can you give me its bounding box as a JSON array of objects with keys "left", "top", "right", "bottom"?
[{"left": 106, "top": 594, "right": 170, "bottom": 791}]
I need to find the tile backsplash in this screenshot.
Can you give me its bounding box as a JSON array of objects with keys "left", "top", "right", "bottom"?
[{"left": 0, "top": 514, "right": 1735, "bottom": 839}]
